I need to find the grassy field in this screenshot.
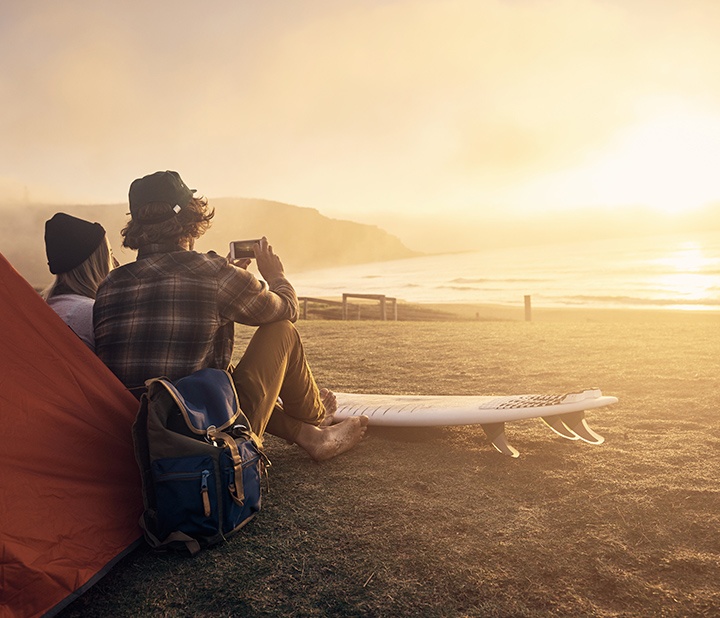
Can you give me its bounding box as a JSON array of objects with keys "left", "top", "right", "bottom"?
[{"left": 60, "top": 310, "right": 720, "bottom": 617}]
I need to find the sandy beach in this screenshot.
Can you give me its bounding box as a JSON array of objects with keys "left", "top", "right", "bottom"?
[{"left": 62, "top": 306, "right": 719, "bottom": 617}]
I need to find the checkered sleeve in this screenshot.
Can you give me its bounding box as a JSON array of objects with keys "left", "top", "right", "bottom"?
[{"left": 217, "top": 262, "right": 298, "bottom": 325}]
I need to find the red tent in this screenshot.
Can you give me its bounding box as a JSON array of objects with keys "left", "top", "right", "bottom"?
[{"left": 0, "top": 253, "right": 142, "bottom": 618}]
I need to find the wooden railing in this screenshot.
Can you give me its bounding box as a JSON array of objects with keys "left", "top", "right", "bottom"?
[
  {"left": 297, "top": 297, "right": 344, "bottom": 320},
  {"left": 297, "top": 294, "right": 398, "bottom": 320},
  {"left": 342, "top": 293, "right": 397, "bottom": 321}
]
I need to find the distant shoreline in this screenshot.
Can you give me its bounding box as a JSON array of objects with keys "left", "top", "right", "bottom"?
[
  {"left": 419, "top": 301, "right": 720, "bottom": 323},
  {"left": 298, "top": 297, "right": 720, "bottom": 323}
]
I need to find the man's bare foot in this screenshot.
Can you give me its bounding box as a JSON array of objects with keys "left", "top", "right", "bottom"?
[
  {"left": 319, "top": 388, "right": 337, "bottom": 426},
  {"left": 295, "top": 416, "right": 369, "bottom": 462}
]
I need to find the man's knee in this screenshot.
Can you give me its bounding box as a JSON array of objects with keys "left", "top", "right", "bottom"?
[
  {"left": 254, "top": 320, "right": 300, "bottom": 347},
  {"left": 268, "top": 319, "right": 296, "bottom": 332},
  {"left": 257, "top": 319, "right": 296, "bottom": 336}
]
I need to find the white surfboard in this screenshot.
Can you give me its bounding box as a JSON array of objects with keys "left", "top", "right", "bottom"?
[{"left": 334, "top": 389, "right": 618, "bottom": 458}]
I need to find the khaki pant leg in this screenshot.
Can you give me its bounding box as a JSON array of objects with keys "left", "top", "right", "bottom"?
[{"left": 231, "top": 320, "right": 323, "bottom": 443}]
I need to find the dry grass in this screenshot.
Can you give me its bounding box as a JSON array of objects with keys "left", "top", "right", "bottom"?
[{"left": 60, "top": 311, "right": 720, "bottom": 617}]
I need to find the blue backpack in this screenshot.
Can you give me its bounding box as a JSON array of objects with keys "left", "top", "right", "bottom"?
[{"left": 132, "top": 368, "right": 269, "bottom": 555}]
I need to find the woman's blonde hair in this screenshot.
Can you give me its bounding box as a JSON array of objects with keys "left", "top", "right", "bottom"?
[
  {"left": 121, "top": 196, "right": 214, "bottom": 250},
  {"left": 42, "top": 236, "right": 114, "bottom": 300}
]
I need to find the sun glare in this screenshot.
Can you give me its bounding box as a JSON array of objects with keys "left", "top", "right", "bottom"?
[
  {"left": 652, "top": 241, "right": 718, "bottom": 310},
  {"left": 582, "top": 106, "right": 720, "bottom": 214},
  {"left": 655, "top": 243, "right": 708, "bottom": 272}
]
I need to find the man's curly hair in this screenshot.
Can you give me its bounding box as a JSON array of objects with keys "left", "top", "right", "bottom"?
[{"left": 122, "top": 196, "right": 215, "bottom": 250}]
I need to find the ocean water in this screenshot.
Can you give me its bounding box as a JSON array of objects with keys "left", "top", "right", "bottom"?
[{"left": 289, "top": 231, "right": 720, "bottom": 311}]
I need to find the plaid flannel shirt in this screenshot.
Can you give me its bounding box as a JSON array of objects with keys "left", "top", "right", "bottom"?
[{"left": 94, "top": 246, "right": 298, "bottom": 389}]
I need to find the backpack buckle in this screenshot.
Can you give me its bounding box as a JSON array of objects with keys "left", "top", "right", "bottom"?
[{"left": 205, "top": 425, "right": 218, "bottom": 446}]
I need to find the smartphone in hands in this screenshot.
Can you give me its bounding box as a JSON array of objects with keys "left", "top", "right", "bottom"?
[{"left": 229, "top": 239, "right": 261, "bottom": 259}]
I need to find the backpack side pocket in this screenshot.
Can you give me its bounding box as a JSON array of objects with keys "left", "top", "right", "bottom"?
[{"left": 151, "top": 455, "right": 219, "bottom": 541}]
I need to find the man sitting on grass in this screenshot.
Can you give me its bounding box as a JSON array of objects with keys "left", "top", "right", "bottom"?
[{"left": 94, "top": 170, "right": 367, "bottom": 461}]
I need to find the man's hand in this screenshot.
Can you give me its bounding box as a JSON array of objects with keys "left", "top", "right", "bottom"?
[
  {"left": 228, "top": 255, "right": 252, "bottom": 270},
  {"left": 254, "top": 237, "right": 285, "bottom": 282}
]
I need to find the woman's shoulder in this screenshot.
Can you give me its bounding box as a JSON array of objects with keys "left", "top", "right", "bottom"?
[
  {"left": 47, "top": 294, "right": 94, "bottom": 310},
  {"left": 47, "top": 294, "right": 95, "bottom": 350}
]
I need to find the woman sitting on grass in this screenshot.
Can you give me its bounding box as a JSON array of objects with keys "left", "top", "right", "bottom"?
[{"left": 42, "top": 213, "right": 117, "bottom": 352}]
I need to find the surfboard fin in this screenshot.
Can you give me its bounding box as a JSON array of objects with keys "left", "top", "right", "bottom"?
[
  {"left": 557, "top": 411, "right": 605, "bottom": 445},
  {"left": 481, "top": 422, "right": 520, "bottom": 458},
  {"left": 541, "top": 415, "right": 580, "bottom": 441}
]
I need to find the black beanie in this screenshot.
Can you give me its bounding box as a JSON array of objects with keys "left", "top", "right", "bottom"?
[{"left": 45, "top": 213, "right": 107, "bottom": 275}]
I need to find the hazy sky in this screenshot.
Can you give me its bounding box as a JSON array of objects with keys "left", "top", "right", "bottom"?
[{"left": 3, "top": 0, "right": 720, "bottom": 232}]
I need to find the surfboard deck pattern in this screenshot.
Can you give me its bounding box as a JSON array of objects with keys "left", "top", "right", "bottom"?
[{"left": 334, "top": 389, "right": 618, "bottom": 458}]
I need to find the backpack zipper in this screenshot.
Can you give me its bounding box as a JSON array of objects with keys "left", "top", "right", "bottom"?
[{"left": 201, "top": 469, "right": 211, "bottom": 517}]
